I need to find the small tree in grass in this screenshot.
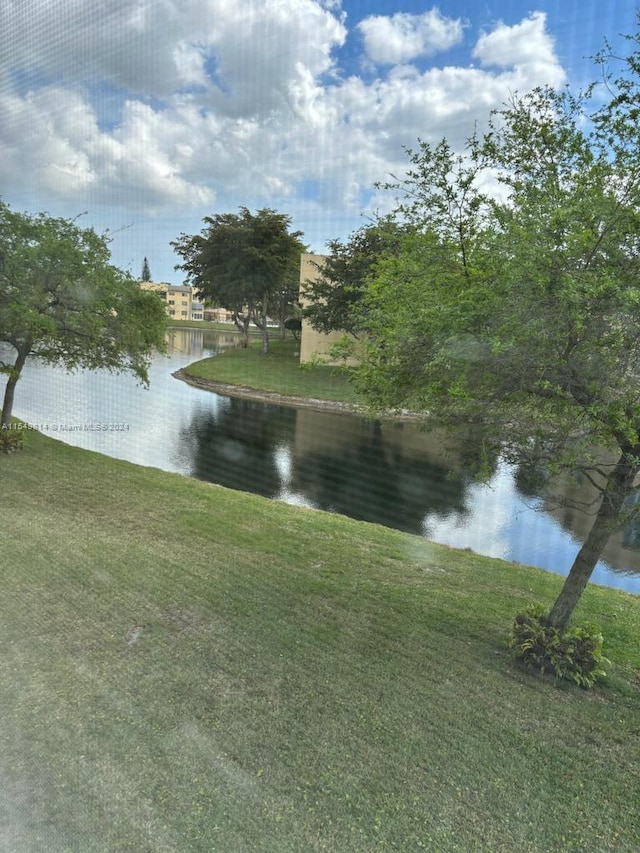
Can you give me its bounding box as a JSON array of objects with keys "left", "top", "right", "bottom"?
[
  {"left": 355, "top": 24, "right": 640, "bottom": 635},
  {"left": 0, "top": 203, "right": 167, "bottom": 430},
  {"left": 284, "top": 316, "right": 302, "bottom": 341}
]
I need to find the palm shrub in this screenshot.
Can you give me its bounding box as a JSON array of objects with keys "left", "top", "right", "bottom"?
[
  {"left": 0, "top": 429, "right": 25, "bottom": 453},
  {"left": 511, "top": 603, "right": 609, "bottom": 688}
]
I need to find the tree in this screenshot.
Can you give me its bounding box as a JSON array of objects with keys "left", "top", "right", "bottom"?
[
  {"left": 0, "top": 203, "right": 167, "bottom": 429},
  {"left": 180, "top": 400, "right": 293, "bottom": 498},
  {"left": 172, "top": 207, "right": 306, "bottom": 354},
  {"left": 141, "top": 256, "right": 151, "bottom": 281},
  {"left": 302, "top": 217, "right": 406, "bottom": 337},
  {"left": 355, "top": 29, "right": 640, "bottom": 633}
]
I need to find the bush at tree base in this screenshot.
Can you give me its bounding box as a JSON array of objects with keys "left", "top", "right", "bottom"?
[
  {"left": 511, "top": 603, "right": 609, "bottom": 689},
  {"left": 0, "top": 429, "right": 25, "bottom": 453}
]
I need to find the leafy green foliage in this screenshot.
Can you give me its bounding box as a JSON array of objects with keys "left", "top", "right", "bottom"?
[
  {"left": 172, "top": 207, "right": 306, "bottom": 353},
  {"left": 328, "top": 333, "right": 358, "bottom": 367},
  {"left": 0, "top": 427, "right": 25, "bottom": 453},
  {"left": 302, "top": 217, "right": 406, "bottom": 336},
  {"left": 354, "top": 28, "right": 640, "bottom": 632},
  {"left": 511, "top": 604, "right": 610, "bottom": 689},
  {"left": 298, "top": 350, "right": 328, "bottom": 371},
  {"left": 0, "top": 203, "right": 167, "bottom": 427}
]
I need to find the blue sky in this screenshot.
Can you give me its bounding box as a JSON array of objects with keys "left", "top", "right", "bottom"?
[{"left": 1, "top": 0, "right": 638, "bottom": 283}]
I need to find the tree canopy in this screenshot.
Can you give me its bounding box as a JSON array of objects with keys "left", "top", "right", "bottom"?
[
  {"left": 301, "top": 218, "right": 406, "bottom": 338},
  {"left": 172, "top": 207, "right": 306, "bottom": 353},
  {"left": 354, "top": 29, "right": 640, "bottom": 632},
  {"left": 0, "top": 203, "right": 167, "bottom": 430}
]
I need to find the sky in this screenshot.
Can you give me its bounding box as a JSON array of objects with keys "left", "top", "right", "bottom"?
[{"left": 1, "top": 0, "right": 638, "bottom": 284}]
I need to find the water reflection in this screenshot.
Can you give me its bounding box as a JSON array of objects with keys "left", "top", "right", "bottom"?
[
  {"left": 167, "top": 327, "right": 240, "bottom": 357},
  {"left": 180, "top": 404, "right": 479, "bottom": 533},
  {"left": 182, "top": 399, "right": 295, "bottom": 498},
  {"left": 291, "top": 420, "right": 472, "bottom": 534},
  {"left": 2, "top": 329, "right": 640, "bottom": 594}
]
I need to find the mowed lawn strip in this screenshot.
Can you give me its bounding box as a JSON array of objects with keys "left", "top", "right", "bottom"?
[
  {"left": 168, "top": 320, "right": 262, "bottom": 333},
  {"left": 1, "top": 429, "right": 639, "bottom": 852},
  {"left": 182, "top": 337, "right": 361, "bottom": 404}
]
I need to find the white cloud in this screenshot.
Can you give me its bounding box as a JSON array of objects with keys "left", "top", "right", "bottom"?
[
  {"left": 0, "top": 2, "right": 569, "bottom": 277},
  {"left": 1, "top": 0, "right": 347, "bottom": 106},
  {"left": 358, "top": 7, "right": 464, "bottom": 65},
  {"left": 0, "top": 87, "right": 215, "bottom": 210},
  {"left": 2, "top": 0, "right": 187, "bottom": 97},
  {"left": 472, "top": 11, "right": 563, "bottom": 86}
]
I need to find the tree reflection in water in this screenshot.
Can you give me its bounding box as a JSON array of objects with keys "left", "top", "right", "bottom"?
[
  {"left": 181, "top": 402, "right": 498, "bottom": 536},
  {"left": 291, "top": 422, "right": 475, "bottom": 535},
  {"left": 182, "top": 399, "right": 294, "bottom": 498}
]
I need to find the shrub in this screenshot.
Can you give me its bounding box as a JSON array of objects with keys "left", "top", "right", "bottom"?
[
  {"left": 511, "top": 603, "right": 610, "bottom": 689},
  {"left": 299, "top": 352, "right": 327, "bottom": 371},
  {"left": 0, "top": 429, "right": 25, "bottom": 454},
  {"left": 328, "top": 334, "right": 357, "bottom": 366},
  {"left": 284, "top": 317, "right": 302, "bottom": 341}
]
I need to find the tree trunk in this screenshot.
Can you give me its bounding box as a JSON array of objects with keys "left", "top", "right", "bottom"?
[
  {"left": 278, "top": 293, "right": 287, "bottom": 341},
  {"left": 546, "top": 452, "right": 639, "bottom": 632},
  {"left": 252, "top": 297, "right": 270, "bottom": 355},
  {"left": 261, "top": 294, "right": 270, "bottom": 356},
  {"left": 1, "top": 346, "right": 29, "bottom": 428},
  {"left": 233, "top": 312, "right": 250, "bottom": 348}
]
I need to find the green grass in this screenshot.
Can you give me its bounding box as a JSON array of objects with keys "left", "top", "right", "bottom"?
[
  {"left": 183, "top": 338, "right": 361, "bottom": 404},
  {"left": 167, "top": 319, "right": 260, "bottom": 333},
  {"left": 1, "top": 429, "right": 639, "bottom": 852}
]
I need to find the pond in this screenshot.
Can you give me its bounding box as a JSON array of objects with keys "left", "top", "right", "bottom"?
[{"left": 3, "top": 327, "right": 640, "bottom": 594}]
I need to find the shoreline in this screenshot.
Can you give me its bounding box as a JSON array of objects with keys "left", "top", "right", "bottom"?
[
  {"left": 172, "top": 367, "right": 367, "bottom": 415},
  {"left": 173, "top": 367, "right": 428, "bottom": 423},
  {"left": 173, "top": 367, "right": 429, "bottom": 422}
]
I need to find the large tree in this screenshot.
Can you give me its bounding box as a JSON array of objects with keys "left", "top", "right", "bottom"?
[
  {"left": 355, "top": 30, "right": 640, "bottom": 633},
  {"left": 0, "top": 203, "right": 167, "bottom": 429},
  {"left": 172, "top": 207, "right": 306, "bottom": 354}
]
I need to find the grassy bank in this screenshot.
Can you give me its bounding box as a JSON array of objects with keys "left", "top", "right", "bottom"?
[
  {"left": 183, "top": 338, "right": 360, "bottom": 404},
  {"left": 167, "top": 319, "right": 260, "bottom": 333},
  {"left": 1, "top": 429, "right": 639, "bottom": 851}
]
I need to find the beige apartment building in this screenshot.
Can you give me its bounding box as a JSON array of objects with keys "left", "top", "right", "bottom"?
[
  {"left": 139, "top": 282, "right": 204, "bottom": 321},
  {"left": 298, "top": 253, "right": 362, "bottom": 365}
]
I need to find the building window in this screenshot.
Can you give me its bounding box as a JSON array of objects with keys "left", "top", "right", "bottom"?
[
  {"left": 181, "top": 310, "right": 188, "bottom": 317},
  {"left": 168, "top": 299, "right": 175, "bottom": 305}
]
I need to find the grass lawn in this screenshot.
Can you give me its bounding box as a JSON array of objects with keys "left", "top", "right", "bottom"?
[
  {"left": 182, "top": 337, "right": 361, "bottom": 404},
  {"left": 1, "top": 429, "right": 639, "bottom": 852},
  {"left": 167, "top": 320, "right": 261, "bottom": 333}
]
